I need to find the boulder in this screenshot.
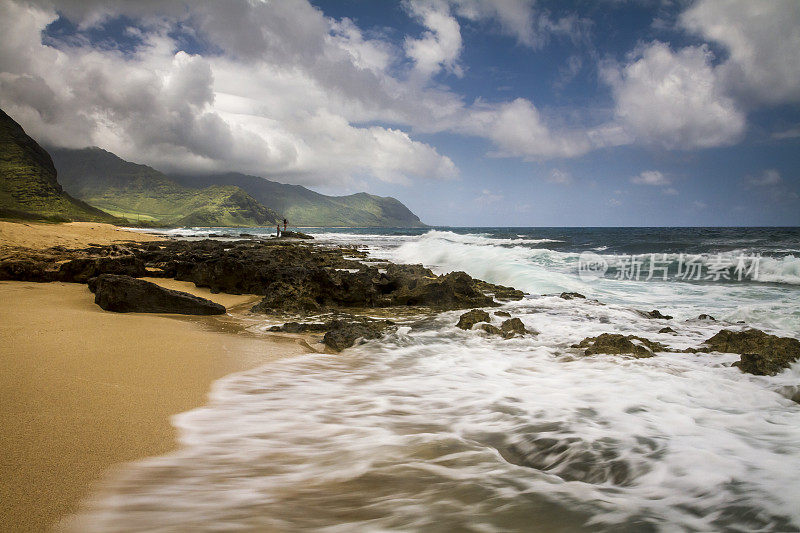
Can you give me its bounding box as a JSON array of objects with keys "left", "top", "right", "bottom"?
[
  {"left": 658, "top": 327, "right": 676, "bottom": 334},
  {"left": 642, "top": 309, "right": 673, "bottom": 320},
  {"left": 280, "top": 230, "right": 314, "bottom": 239},
  {"left": 572, "top": 333, "right": 668, "bottom": 358},
  {"left": 560, "top": 292, "right": 586, "bottom": 300},
  {"left": 269, "top": 322, "right": 329, "bottom": 333},
  {"left": 697, "top": 314, "right": 716, "bottom": 321},
  {"left": 702, "top": 329, "right": 800, "bottom": 376},
  {"left": 474, "top": 280, "right": 525, "bottom": 300},
  {"left": 88, "top": 274, "right": 226, "bottom": 315},
  {"left": 323, "top": 318, "right": 395, "bottom": 351},
  {"left": 500, "top": 318, "right": 528, "bottom": 338},
  {"left": 0, "top": 259, "right": 54, "bottom": 282},
  {"left": 479, "top": 323, "right": 503, "bottom": 336},
  {"left": 456, "top": 309, "right": 491, "bottom": 330},
  {"left": 391, "top": 271, "right": 497, "bottom": 309},
  {"left": 250, "top": 281, "right": 321, "bottom": 314},
  {"left": 495, "top": 311, "right": 511, "bottom": 317},
  {"left": 59, "top": 255, "right": 146, "bottom": 283}
]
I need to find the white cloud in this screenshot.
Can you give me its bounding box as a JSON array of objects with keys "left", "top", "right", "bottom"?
[
  {"left": 450, "top": 0, "right": 588, "bottom": 49},
  {"left": 663, "top": 187, "right": 678, "bottom": 196},
  {"left": 631, "top": 170, "right": 670, "bottom": 186},
  {"left": 547, "top": 169, "right": 573, "bottom": 185},
  {"left": 0, "top": 0, "right": 458, "bottom": 185},
  {"left": 457, "top": 98, "right": 592, "bottom": 160},
  {"left": 404, "top": 0, "right": 463, "bottom": 78},
  {"left": 602, "top": 42, "right": 746, "bottom": 149},
  {"left": 681, "top": 0, "right": 800, "bottom": 107},
  {"left": 747, "top": 169, "right": 782, "bottom": 187}
]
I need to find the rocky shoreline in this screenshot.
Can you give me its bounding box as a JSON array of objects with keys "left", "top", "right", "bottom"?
[{"left": 2, "top": 236, "right": 799, "bottom": 373}]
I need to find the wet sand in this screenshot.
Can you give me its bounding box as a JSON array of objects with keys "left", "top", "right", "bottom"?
[{"left": 0, "top": 278, "right": 312, "bottom": 532}]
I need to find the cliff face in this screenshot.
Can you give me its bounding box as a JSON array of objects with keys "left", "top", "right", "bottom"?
[
  {"left": 50, "top": 147, "right": 280, "bottom": 227},
  {"left": 0, "top": 108, "right": 115, "bottom": 222}
]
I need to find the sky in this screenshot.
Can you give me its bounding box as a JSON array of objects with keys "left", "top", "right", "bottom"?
[{"left": 0, "top": 0, "right": 798, "bottom": 227}]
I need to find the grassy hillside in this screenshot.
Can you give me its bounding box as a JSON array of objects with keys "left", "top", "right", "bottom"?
[
  {"left": 170, "top": 172, "right": 426, "bottom": 227},
  {"left": 51, "top": 148, "right": 280, "bottom": 227},
  {"left": 0, "top": 108, "right": 116, "bottom": 222}
]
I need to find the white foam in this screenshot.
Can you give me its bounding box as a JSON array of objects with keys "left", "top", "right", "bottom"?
[{"left": 65, "top": 228, "right": 800, "bottom": 532}]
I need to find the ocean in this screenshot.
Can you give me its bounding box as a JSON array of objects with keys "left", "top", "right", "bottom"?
[{"left": 77, "top": 227, "right": 800, "bottom": 532}]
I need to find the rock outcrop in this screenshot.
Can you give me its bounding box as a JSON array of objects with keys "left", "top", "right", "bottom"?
[
  {"left": 88, "top": 274, "right": 226, "bottom": 315},
  {"left": 322, "top": 318, "right": 396, "bottom": 351},
  {"left": 456, "top": 309, "right": 491, "bottom": 330},
  {"left": 701, "top": 329, "right": 800, "bottom": 375},
  {"left": 280, "top": 230, "right": 313, "bottom": 239},
  {"left": 58, "top": 255, "right": 146, "bottom": 283},
  {"left": 642, "top": 309, "right": 673, "bottom": 320},
  {"left": 500, "top": 318, "right": 528, "bottom": 338},
  {"left": 560, "top": 292, "right": 585, "bottom": 300},
  {"left": 572, "top": 333, "right": 668, "bottom": 358}
]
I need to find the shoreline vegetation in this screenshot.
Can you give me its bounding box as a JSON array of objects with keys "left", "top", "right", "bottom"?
[{"left": 2, "top": 221, "right": 799, "bottom": 531}]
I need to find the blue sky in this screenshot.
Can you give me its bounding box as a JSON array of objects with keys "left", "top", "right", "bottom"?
[{"left": 1, "top": 0, "right": 798, "bottom": 226}]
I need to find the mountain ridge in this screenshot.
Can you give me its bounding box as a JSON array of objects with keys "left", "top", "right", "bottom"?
[
  {"left": 169, "top": 171, "right": 427, "bottom": 228},
  {"left": 50, "top": 147, "right": 281, "bottom": 227}
]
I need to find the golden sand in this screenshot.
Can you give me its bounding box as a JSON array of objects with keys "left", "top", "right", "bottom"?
[
  {"left": 0, "top": 221, "right": 159, "bottom": 251},
  {"left": 0, "top": 224, "right": 315, "bottom": 531}
]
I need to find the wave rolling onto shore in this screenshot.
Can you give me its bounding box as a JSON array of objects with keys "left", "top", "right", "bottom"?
[{"left": 49, "top": 226, "right": 800, "bottom": 532}]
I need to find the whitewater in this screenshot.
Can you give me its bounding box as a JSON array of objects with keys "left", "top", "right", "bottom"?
[{"left": 74, "top": 227, "right": 800, "bottom": 532}]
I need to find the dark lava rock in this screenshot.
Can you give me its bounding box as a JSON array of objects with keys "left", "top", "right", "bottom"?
[
  {"left": 269, "top": 322, "right": 329, "bottom": 333},
  {"left": 697, "top": 314, "right": 716, "bottom": 321},
  {"left": 659, "top": 327, "right": 676, "bottom": 334},
  {"left": 572, "top": 333, "right": 669, "bottom": 358},
  {"left": 560, "top": 292, "right": 586, "bottom": 300},
  {"left": 479, "top": 323, "right": 503, "bottom": 336},
  {"left": 643, "top": 309, "right": 673, "bottom": 320},
  {"left": 281, "top": 230, "right": 314, "bottom": 239},
  {"left": 495, "top": 311, "right": 511, "bottom": 317},
  {"left": 250, "top": 281, "right": 322, "bottom": 314},
  {"left": 88, "top": 274, "right": 226, "bottom": 315},
  {"left": 474, "top": 280, "right": 525, "bottom": 300},
  {"left": 389, "top": 270, "right": 498, "bottom": 309},
  {"left": 0, "top": 259, "right": 54, "bottom": 282},
  {"left": 323, "top": 318, "right": 395, "bottom": 351},
  {"left": 59, "top": 255, "right": 146, "bottom": 283},
  {"left": 501, "top": 318, "right": 528, "bottom": 338},
  {"left": 702, "top": 329, "right": 800, "bottom": 376},
  {"left": 457, "top": 309, "right": 491, "bottom": 330}
]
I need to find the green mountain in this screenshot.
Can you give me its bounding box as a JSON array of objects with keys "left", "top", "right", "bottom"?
[
  {"left": 50, "top": 148, "right": 280, "bottom": 227},
  {"left": 170, "top": 172, "right": 427, "bottom": 227},
  {"left": 0, "top": 109, "right": 115, "bottom": 222}
]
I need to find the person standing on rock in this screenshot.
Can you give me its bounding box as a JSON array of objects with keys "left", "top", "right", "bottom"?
[
  {"left": 276, "top": 224, "right": 280, "bottom": 238},
  {"left": 283, "top": 218, "right": 288, "bottom": 232}
]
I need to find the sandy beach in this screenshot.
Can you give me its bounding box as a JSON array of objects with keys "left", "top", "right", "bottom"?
[{"left": 0, "top": 222, "right": 314, "bottom": 532}]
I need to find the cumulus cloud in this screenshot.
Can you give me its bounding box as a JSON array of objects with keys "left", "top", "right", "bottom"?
[
  {"left": 681, "top": 0, "right": 800, "bottom": 107},
  {"left": 631, "top": 170, "right": 670, "bottom": 186},
  {"left": 457, "top": 98, "right": 592, "bottom": 160},
  {"left": 602, "top": 42, "right": 746, "bottom": 149},
  {"left": 0, "top": 0, "right": 459, "bottom": 185},
  {"left": 404, "top": 0, "right": 463, "bottom": 78}
]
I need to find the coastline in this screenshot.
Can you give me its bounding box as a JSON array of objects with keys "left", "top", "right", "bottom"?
[{"left": 0, "top": 221, "right": 317, "bottom": 532}]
